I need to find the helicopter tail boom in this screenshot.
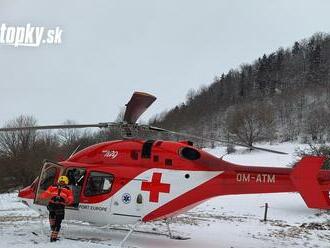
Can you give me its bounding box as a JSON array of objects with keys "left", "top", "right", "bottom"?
[{"left": 291, "top": 156, "right": 330, "bottom": 209}]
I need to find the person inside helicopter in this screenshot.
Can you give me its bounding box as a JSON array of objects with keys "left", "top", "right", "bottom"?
[{"left": 66, "top": 168, "right": 85, "bottom": 208}]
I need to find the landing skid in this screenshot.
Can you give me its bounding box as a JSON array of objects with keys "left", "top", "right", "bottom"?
[
  {"left": 65, "top": 220, "right": 191, "bottom": 242},
  {"left": 107, "top": 225, "right": 190, "bottom": 240},
  {"left": 115, "top": 220, "right": 190, "bottom": 247}
]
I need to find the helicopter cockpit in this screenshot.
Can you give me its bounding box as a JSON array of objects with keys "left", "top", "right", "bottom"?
[
  {"left": 34, "top": 161, "right": 86, "bottom": 209},
  {"left": 33, "top": 161, "right": 116, "bottom": 211}
]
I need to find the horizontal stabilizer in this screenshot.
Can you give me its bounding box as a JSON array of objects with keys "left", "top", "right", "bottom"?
[{"left": 291, "top": 156, "right": 330, "bottom": 209}]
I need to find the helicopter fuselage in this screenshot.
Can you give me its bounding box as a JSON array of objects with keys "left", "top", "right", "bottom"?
[{"left": 18, "top": 139, "right": 330, "bottom": 225}]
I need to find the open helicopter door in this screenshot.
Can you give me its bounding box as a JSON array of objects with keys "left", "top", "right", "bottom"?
[
  {"left": 33, "top": 161, "right": 64, "bottom": 213},
  {"left": 33, "top": 161, "right": 81, "bottom": 219}
]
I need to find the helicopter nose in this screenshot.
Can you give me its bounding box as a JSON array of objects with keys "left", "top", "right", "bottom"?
[{"left": 18, "top": 185, "right": 35, "bottom": 200}]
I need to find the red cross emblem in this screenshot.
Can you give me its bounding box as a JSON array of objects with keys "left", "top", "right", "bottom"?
[{"left": 141, "top": 172, "right": 170, "bottom": 203}]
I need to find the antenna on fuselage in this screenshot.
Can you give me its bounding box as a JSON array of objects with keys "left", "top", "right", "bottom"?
[{"left": 68, "top": 144, "right": 81, "bottom": 159}]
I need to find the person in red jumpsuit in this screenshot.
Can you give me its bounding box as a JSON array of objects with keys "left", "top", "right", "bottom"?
[{"left": 40, "top": 175, "right": 74, "bottom": 242}]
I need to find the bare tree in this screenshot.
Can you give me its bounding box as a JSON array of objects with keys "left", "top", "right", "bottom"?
[
  {"left": 0, "top": 115, "right": 37, "bottom": 157},
  {"left": 304, "top": 107, "right": 329, "bottom": 141},
  {"left": 225, "top": 103, "right": 275, "bottom": 147},
  {"left": 0, "top": 115, "right": 40, "bottom": 187}
]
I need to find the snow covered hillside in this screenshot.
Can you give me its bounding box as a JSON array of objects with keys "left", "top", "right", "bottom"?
[{"left": 0, "top": 143, "right": 329, "bottom": 248}]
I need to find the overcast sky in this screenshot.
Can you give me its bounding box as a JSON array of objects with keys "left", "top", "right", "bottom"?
[{"left": 0, "top": 0, "right": 330, "bottom": 127}]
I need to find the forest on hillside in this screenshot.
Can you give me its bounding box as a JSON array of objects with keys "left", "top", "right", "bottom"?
[{"left": 151, "top": 33, "right": 330, "bottom": 146}]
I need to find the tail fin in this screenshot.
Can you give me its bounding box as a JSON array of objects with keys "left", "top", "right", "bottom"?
[{"left": 291, "top": 156, "right": 330, "bottom": 209}]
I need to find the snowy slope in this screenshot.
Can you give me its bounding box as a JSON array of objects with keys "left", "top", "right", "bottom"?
[{"left": 0, "top": 143, "right": 329, "bottom": 248}]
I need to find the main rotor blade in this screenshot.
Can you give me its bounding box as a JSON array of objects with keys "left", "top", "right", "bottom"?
[
  {"left": 0, "top": 123, "right": 118, "bottom": 132},
  {"left": 148, "top": 126, "right": 288, "bottom": 155},
  {"left": 123, "top": 92, "right": 156, "bottom": 124}
]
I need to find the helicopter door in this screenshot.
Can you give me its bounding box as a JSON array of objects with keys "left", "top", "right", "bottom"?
[
  {"left": 111, "top": 179, "right": 147, "bottom": 224},
  {"left": 78, "top": 171, "right": 114, "bottom": 224},
  {"left": 34, "top": 161, "right": 64, "bottom": 206}
]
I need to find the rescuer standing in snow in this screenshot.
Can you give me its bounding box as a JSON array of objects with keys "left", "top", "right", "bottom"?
[{"left": 40, "top": 176, "right": 74, "bottom": 242}]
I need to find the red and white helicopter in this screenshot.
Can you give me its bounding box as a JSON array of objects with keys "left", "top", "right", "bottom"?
[{"left": 1, "top": 92, "right": 330, "bottom": 244}]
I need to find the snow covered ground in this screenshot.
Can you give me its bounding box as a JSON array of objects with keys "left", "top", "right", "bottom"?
[{"left": 0, "top": 143, "right": 329, "bottom": 248}]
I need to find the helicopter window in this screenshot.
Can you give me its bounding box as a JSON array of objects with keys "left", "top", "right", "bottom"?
[
  {"left": 179, "top": 147, "right": 201, "bottom": 160},
  {"left": 165, "top": 159, "right": 172, "bottom": 166},
  {"left": 141, "top": 140, "right": 155, "bottom": 159},
  {"left": 85, "top": 172, "right": 114, "bottom": 196},
  {"left": 39, "top": 167, "right": 57, "bottom": 191}
]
